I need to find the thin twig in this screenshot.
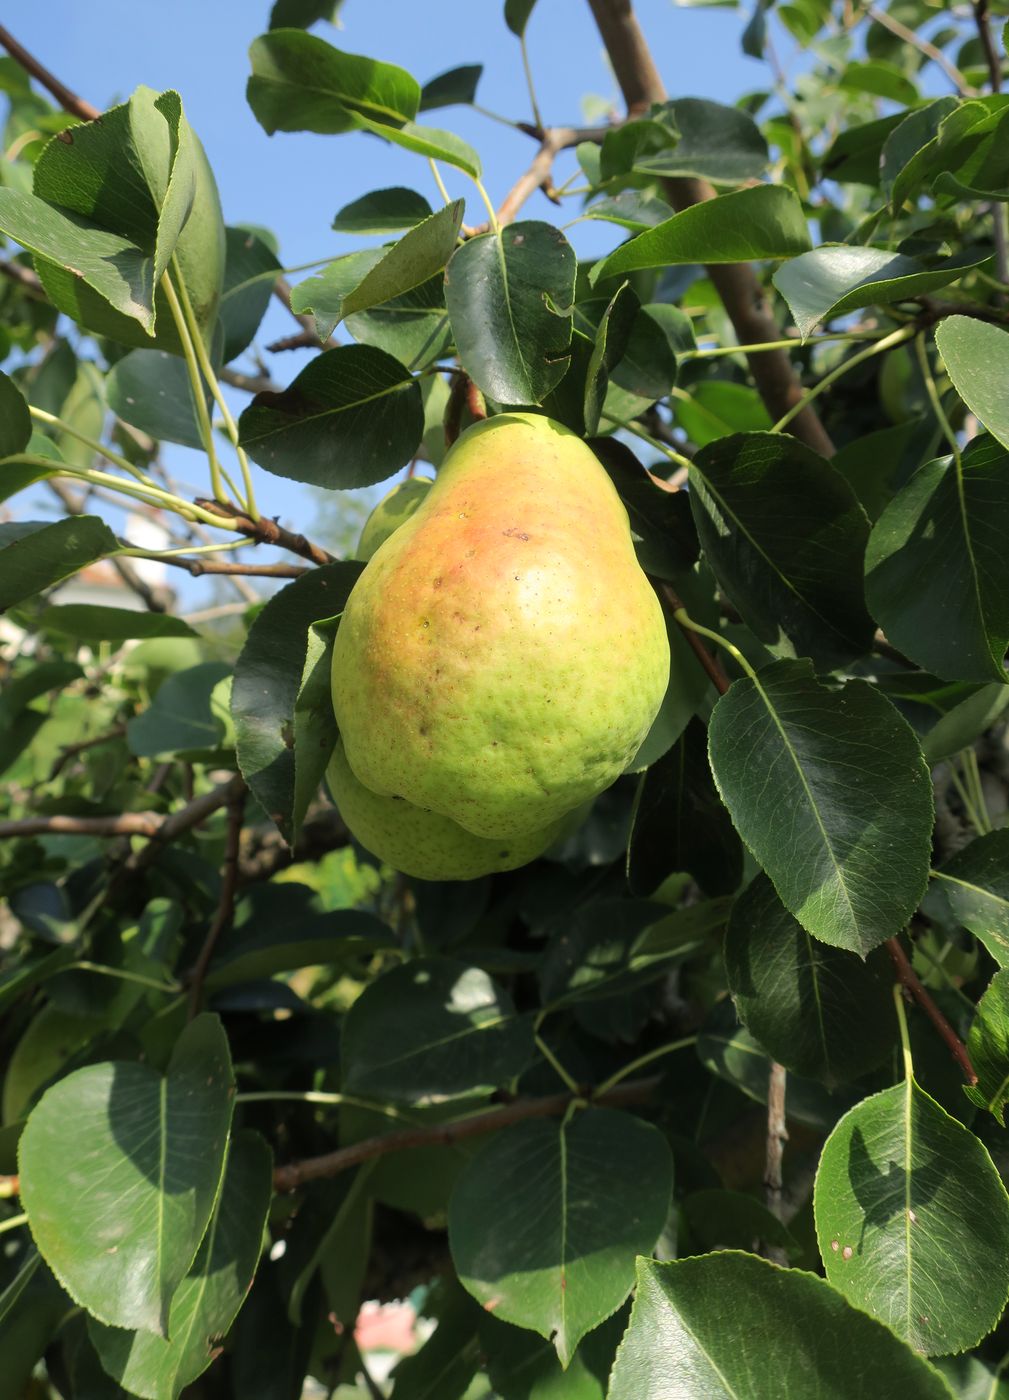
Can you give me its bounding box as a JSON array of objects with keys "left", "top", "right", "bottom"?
[
  {"left": 48, "top": 725, "right": 127, "bottom": 781},
  {"left": 865, "top": 5, "right": 971, "bottom": 95},
  {"left": 886, "top": 937, "right": 977, "bottom": 1084},
  {"left": 187, "top": 786, "right": 246, "bottom": 1019},
  {"left": 762, "top": 1062, "right": 789, "bottom": 1263},
  {"left": 140, "top": 553, "right": 308, "bottom": 580},
  {"left": 656, "top": 581, "right": 732, "bottom": 696},
  {"left": 0, "top": 24, "right": 100, "bottom": 120},
  {"left": 219, "top": 366, "right": 278, "bottom": 395},
  {"left": 272, "top": 1075, "right": 659, "bottom": 1191},
  {"left": 0, "top": 256, "right": 47, "bottom": 299},
  {"left": 193, "top": 499, "right": 334, "bottom": 566},
  {"left": 498, "top": 125, "right": 610, "bottom": 225},
  {"left": 0, "top": 774, "right": 245, "bottom": 844},
  {"left": 265, "top": 328, "right": 325, "bottom": 354}
]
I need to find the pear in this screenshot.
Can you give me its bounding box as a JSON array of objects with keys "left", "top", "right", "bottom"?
[
  {"left": 327, "top": 739, "right": 567, "bottom": 881},
  {"left": 331, "top": 411, "right": 670, "bottom": 839},
  {"left": 355, "top": 476, "right": 432, "bottom": 562}
]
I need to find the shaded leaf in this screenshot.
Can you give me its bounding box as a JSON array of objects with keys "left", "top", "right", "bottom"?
[
  {"left": 247, "top": 30, "right": 420, "bottom": 134},
  {"left": 449, "top": 1108, "right": 672, "bottom": 1365},
  {"left": 689, "top": 431, "right": 874, "bottom": 670},
  {"left": 332, "top": 187, "right": 432, "bottom": 235},
  {"left": 631, "top": 98, "right": 768, "bottom": 183},
  {"left": 583, "top": 282, "right": 639, "bottom": 436},
  {"left": 708, "top": 660, "right": 933, "bottom": 955},
  {"left": 865, "top": 436, "right": 1009, "bottom": 683},
  {"left": 445, "top": 221, "right": 575, "bottom": 405},
  {"left": 682, "top": 1188, "right": 801, "bottom": 1258},
  {"left": 922, "top": 684, "right": 1009, "bottom": 765},
  {"left": 126, "top": 661, "right": 231, "bottom": 758},
  {"left": 19, "top": 1016, "right": 234, "bottom": 1335},
  {"left": 965, "top": 970, "right": 1009, "bottom": 1125},
  {"left": 933, "top": 830, "right": 1009, "bottom": 967},
  {"left": 419, "top": 65, "right": 482, "bottom": 111},
  {"left": 342, "top": 958, "right": 533, "bottom": 1102},
  {"left": 725, "top": 873, "right": 894, "bottom": 1083},
  {"left": 936, "top": 315, "right": 1009, "bottom": 454},
  {"left": 237, "top": 344, "right": 424, "bottom": 488},
  {"left": 40, "top": 605, "right": 197, "bottom": 642},
  {"left": 0, "top": 368, "right": 31, "bottom": 456},
  {"left": 107, "top": 349, "right": 208, "bottom": 449},
  {"left": 0, "top": 516, "right": 119, "bottom": 610},
  {"left": 814, "top": 1074, "right": 1009, "bottom": 1354},
  {"left": 220, "top": 225, "right": 282, "bottom": 363}
]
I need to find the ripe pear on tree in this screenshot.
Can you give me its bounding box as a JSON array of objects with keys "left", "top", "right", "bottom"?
[{"left": 331, "top": 412, "right": 670, "bottom": 858}]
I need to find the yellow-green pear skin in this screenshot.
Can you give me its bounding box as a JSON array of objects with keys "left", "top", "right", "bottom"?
[
  {"left": 331, "top": 412, "right": 670, "bottom": 839},
  {"left": 355, "top": 477, "right": 432, "bottom": 562},
  {"left": 327, "top": 740, "right": 567, "bottom": 881}
]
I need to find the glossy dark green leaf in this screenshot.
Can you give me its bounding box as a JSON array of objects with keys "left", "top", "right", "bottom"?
[
  {"left": 600, "top": 302, "right": 685, "bottom": 420},
  {"left": 881, "top": 98, "right": 959, "bottom": 212},
  {"left": 19, "top": 1015, "right": 234, "bottom": 1335},
  {"left": 106, "top": 348, "right": 208, "bottom": 448},
  {"left": 933, "top": 830, "right": 1009, "bottom": 967},
  {"left": 591, "top": 186, "right": 809, "bottom": 285},
  {"left": 774, "top": 247, "right": 987, "bottom": 341},
  {"left": 449, "top": 1108, "right": 672, "bottom": 1365},
  {"left": 631, "top": 98, "right": 768, "bottom": 182},
  {"left": 237, "top": 344, "right": 424, "bottom": 488},
  {"left": 583, "top": 282, "right": 638, "bottom": 436},
  {"left": 419, "top": 64, "right": 482, "bottom": 111},
  {"left": 504, "top": 0, "right": 538, "bottom": 36},
  {"left": 628, "top": 717, "right": 743, "bottom": 898},
  {"left": 936, "top": 315, "right": 1009, "bottom": 453},
  {"left": 232, "top": 562, "right": 362, "bottom": 841},
  {"left": 0, "top": 516, "right": 119, "bottom": 610},
  {"left": 220, "top": 225, "right": 282, "bottom": 362},
  {"left": 345, "top": 273, "right": 452, "bottom": 371},
  {"left": 40, "top": 604, "right": 197, "bottom": 642},
  {"left": 88, "top": 1131, "right": 272, "bottom": 1399},
  {"left": 922, "top": 684, "right": 1009, "bottom": 765},
  {"left": 865, "top": 436, "right": 1009, "bottom": 683},
  {"left": 0, "top": 368, "right": 30, "bottom": 456},
  {"left": 965, "top": 970, "right": 1009, "bottom": 1124},
  {"left": 342, "top": 958, "right": 533, "bottom": 1102},
  {"left": 247, "top": 30, "right": 420, "bottom": 134},
  {"left": 814, "top": 1074, "right": 1009, "bottom": 1354},
  {"left": 821, "top": 111, "right": 907, "bottom": 184},
  {"left": 689, "top": 432, "right": 874, "bottom": 669},
  {"left": 445, "top": 221, "right": 575, "bottom": 405},
  {"left": 709, "top": 661, "right": 934, "bottom": 954},
  {"left": 590, "top": 435, "right": 699, "bottom": 581},
  {"left": 480, "top": 1307, "right": 624, "bottom": 1399},
  {"left": 332, "top": 187, "right": 433, "bottom": 235},
  {"left": 581, "top": 191, "right": 676, "bottom": 233},
  {"left": 609, "top": 1254, "right": 955, "bottom": 1399},
  {"left": 725, "top": 874, "right": 894, "bottom": 1083},
  {"left": 292, "top": 200, "right": 462, "bottom": 336}
]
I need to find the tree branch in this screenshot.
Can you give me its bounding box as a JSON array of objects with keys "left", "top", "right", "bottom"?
[
  {"left": 886, "top": 937, "right": 977, "bottom": 1084},
  {"left": 655, "top": 581, "right": 732, "bottom": 696},
  {"left": 137, "top": 553, "right": 309, "bottom": 580},
  {"left": 762, "top": 1062, "right": 789, "bottom": 1263},
  {"left": 219, "top": 366, "right": 278, "bottom": 395},
  {"left": 498, "top": 125, "right": 610, "bottom": 225},
  {"left": 584, "top": 0, "right": 835, "bottom": 458},
  {"left": 0, "top": 25, "right": 99, "bottom": 120},
  {"left": 0, "top": 256, "right": 47, "bottom": 300},
  {"left": 0, "top": 774, "right": 245, "bottom": 845},
  {"left": 272, "top": 1075, "right": 660, "bottom": 1192},
  {"left": 193, "top": 499, "right": 334, "bottom": 567},
  {"left": 187, "top": 785, "right": 246, "bottom": 1019}
]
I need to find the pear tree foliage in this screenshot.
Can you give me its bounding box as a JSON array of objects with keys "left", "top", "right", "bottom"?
[{"left": 2, "top": 1, "right": 1009, "bottom": 1396}]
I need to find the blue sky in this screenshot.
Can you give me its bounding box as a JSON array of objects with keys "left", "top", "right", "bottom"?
[{"left": 9, "top": 0, "right": 774, "bottom": 595}]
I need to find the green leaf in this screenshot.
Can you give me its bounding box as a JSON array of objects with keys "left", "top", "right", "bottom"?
[
  {"left": 608, "top": 1254, "right": 956, "bottom": 1399},
  {"left": 342, "top": 959, "right": 533, "bottom": 1103},
  {"left": 232, "top": 563, "right": 362, "bottom": 842},
  {"left": 965, "top": 970, "right": 1009, "bottom": 1124},
  {"left": 220, "top": 225, "right": 282, "bottom": 363},
  {"left": 936, "top": 316, "right": 1009, "bottom": 454},
  {"left": 840, "top": 58, "right": 920, "bottom": 105},
  {"left": 0, "top": 431, "right": 63, "bottom": 504},
  {"left": 628, "top": 717, "right": 743, "bottom": 898},
  {"left": 0, "top": 368, "right": 31, "bottom": 456},
  {"left": 822, "top": 111, "right": 907, "bottom": 184},
  {"left": 689, "top": 432, "right": 874, "bottom": 670},
  {"left": 0, "top": 516, "right": 119, "bottom": 610},
  {"left": 247, "top": 30, "right": 420, "bottom": 134},
  {"left": 881, "top": 98, "right": 960, "bottom": 212},
  {"left": 39, "top": 605, "right": 197, "bottom": 642},
  {"left": 19, "top": 1015, "right": 234, "bottom": 1336},
  {"left": 345, "top": 273, "right": 453, "bottom": 372},
  {"left": 630, "top": 98, "right": 768, "bottom": 183},
  {"left": 583, "top": 283, "right": 639, "bottom": 437},
  {"left": 357, "top": 117, "right": 482, "bottom": 178},
  {"left": 388, "top": 1282, "right": 481, "bottom": 1398},
  {"left": 682, "top": 1188, "right": 801, "bottom": 1258},
  {"left": 814, "top": 1074, "right": 1009, "bottom": 1354},
  {"left": 725, "top": 874, "right": 895, "bottom": 1083},
  {"left": 444, "top": 221, "right": 576, "bottom": 405},
  {"left": 269, "top": 0, "right": 343, "bottom": 27},
  {"left": 590, "top": 186, "right": 810, "bottom": 285},
  {"left": 504, "top": 0, "right": 538, "bottom": 37},
  {"left": 291, "top": 200, "right": 463, "bottom": 337},
  {"left": 88, "top": 1131, "right": 272, "bottom": 1399},
  {"left": 291, "top": 616, "right": 341, "bottom": 841},
  {"left": 933, "top": 830, "right": 1009, "bottom": 967},
  {"left": 126, "top": 661, "right": 231, "bottom": 758},
  {"left": 419, "top": 64, "right": 483, "bottom": 111},
  {"left": 480, "top": 1307, "right": 624, "bottom": 1399},
  {"left": 865, "top": 436, "right": 1009, "bottom": 683},
  {"left": 205, "top": 902, "right": 393, "bottom": 990},
  {"left": 332, "top": 187, "right": 433, "bottom": 234},
  {"left": 673, "top": 380, "right": 771, "bottom": 447},
  {"left": 580, "top": 192, "right": 676, "bottom": 233},
  {"left": 708, "top": 660, "right": 934, "bottom": 955},
  {"left": 774, "top": 248, "right": 987, "bottom": 342},
  {"left": 237, "top": 344, "right": 424, "bottom": 488},
  {"left": 449, "top": 1108, "right": 672, "bottom": 1365},
  {"left": 922, "top": 685, "right": 1009, "bottom": 766},
  {"left": 106, "top": 348, "right": 208, "bottom": 449}
]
